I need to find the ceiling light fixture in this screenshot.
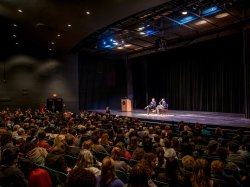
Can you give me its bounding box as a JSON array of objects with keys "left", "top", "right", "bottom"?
[
  {"left": 67, "top": 24, "right": 72, "bottom": 27},
  {"left": 51, "top": 42, "right": 55, "bottom": 45},
  {"left": 15, "top": 42, "right": 19, "bottom": 45},
  {"left": 215, "top": 12, "right": 229, "bottom": 18},
  {"left": 195, "top": 20, "right": 207, "bottom": 25},
  {"left": 86, "top": 11, "right": 90, "bottom": 15},
  {"left": 124, "top": 44, "right": 131, "bottom": 47},
  {"left": 18, "top": 9, "right": 23, "bottom": 13},
  {"left": 182, "top": 11, "right": 188, "bottom": 15},
  {"left": 57, "top": 34, "right": 61, "bottom": 37},
  {"left": 49, "top": 48, "right": 52, "bottom": 51},
  {"left": 13, "top": 34, "right": 17, "bottom": 38},
  {"left": 117, "top": 46, "right": 124, "bottom": 49},
  {"left": 13, "top": 24, "right": 18, "bottom": 27}
]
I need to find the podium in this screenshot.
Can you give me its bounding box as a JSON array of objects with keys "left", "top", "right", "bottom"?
[{"left": 121, "top": 99, "right": 132, "bottom": 112}]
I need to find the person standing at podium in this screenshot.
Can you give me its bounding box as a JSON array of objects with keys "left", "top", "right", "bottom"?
[{"left": 145, "top": 98, "right": 157, "bottom": 114}]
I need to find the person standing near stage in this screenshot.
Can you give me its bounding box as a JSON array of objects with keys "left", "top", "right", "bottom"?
[
  {"left": 145, "top": 98, "right": 157, "bottom": 114},
  {"left": 156, "top": 98, "right": 168, "bottom": 114}
]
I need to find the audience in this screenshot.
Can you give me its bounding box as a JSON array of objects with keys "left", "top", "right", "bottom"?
[{"left": 0, "top": 108, "right": 249, "bottom": 187}]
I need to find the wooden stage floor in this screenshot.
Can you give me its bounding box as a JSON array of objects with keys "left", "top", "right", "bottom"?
[{"left": 91, "top": 109, "right": 250, "bottom": 128}]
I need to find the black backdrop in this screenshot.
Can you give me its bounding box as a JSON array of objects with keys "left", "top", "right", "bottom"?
[
  {"left": 78, "top": 34, "right": 244, "bottom": 114},
  {"left": 78, "top": 54, "right": 126, "bottom": 110},
  {"left": 132, "top": 34, "right": 244, "bottom": 113}
]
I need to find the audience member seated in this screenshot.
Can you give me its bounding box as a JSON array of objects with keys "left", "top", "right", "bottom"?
[
  {"left": 137, "top": 153, "right": 157, "bottom": 180},
  {"left": 45, "top": 142, "right": 68, "bottom": 173},
  {"left": 211, "top": 160, "right": 242, "bottom": 187},
  {"left": 111, "top": 147, "right": 131, "bottom": 172},
  {"left": 100, "top": 132, "right": 113, "bottom": 153},
  {"left": 156, "top": 98, "right": 168, "bottom": 114},
  {"left": 0, "top": 148, "right": 28, "bottom": 187},
  {"left": 75, "top": 149, "right": 101, "bottom": 176},
  {"left": 28, "top": 168, "right": 52, "bottom": 187},
  {"left": 26, "top": 128, "right": 38, "bottom": 143},
  {"left": 65, "top": 134, "right": 80, "bottom": 158},
  {"left": 96, "top": 156, "right": 124, "bottom": 187},
  {"left": 126, "top": 164, "right": 157, "bottom": 187},
  {"left": 66, "top": 167, "right": 96, "bottom": 187},
  {"left": 37, "top": 130, "right": 51, "bottom": 150},
  {"left": 115, "top": 142, "right": 131, "bottom": 160},
  {"left": 144, "top": 98, "right": 157, "bottom": 115},
  {"left": 91, "top": 134, "right": 109, "bottom": 154}
]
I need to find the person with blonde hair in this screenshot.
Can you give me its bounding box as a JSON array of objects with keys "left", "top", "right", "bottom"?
[
  {"left": 75, "top": 149, "right": 101, "bottom": 176},
  {"left": 96, "top": 156, "right": 124, "bottom": 187}
]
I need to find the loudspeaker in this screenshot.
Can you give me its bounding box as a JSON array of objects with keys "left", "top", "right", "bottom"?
[{"left": 46, "top": 98, "right": 63, "bottom": 112}]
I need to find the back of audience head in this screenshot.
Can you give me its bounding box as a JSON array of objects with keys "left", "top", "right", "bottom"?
[
  {"left": 1, "top": 147, "right": 19, "bottom": 166},
  {"left": 67, "top": 167, "right": 96, "bottom": 187},
  {"left": 182, "top": 155, "right": 195, "bottom": 173},
  {"left": 38, "top": 130, "right": 46, "bottom": 141},
  {"left": 211, "top": 160, "right": 224, "bottom": 174},
  {"left": 82, "top": 139, "right": 93, "bottom": 150},
  {"left": 76, "top": 149, "right": 94, "bottom": 168},
  {"left": 128, "top": 164, "right": 149, "bottom": 187},
  {"left": 100, "top": 156, "right": 116, "bottom": 186},
  {"left": 65, "top": 134, "right": 75, "bottom": 146},
  {"left": 28, "top": 168, "right": 52, "bottom": 187},
  {"left": 111, "top": 147, "right": 122, "bottom": 161}
]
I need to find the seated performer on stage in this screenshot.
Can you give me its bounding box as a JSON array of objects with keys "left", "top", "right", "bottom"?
[
  {"left": 145, "top": 98, "right": 157, "bottom": 114},
  {"left": 156, "top": 98, "right": 168, "bottom": 114}
]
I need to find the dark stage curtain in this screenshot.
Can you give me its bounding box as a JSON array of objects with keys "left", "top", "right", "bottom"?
[
  {"left": 78, "top": 54, "right": 126, "bottom": 110},
  {"left": 243, "top": 27, "right": 250, "bottom": 118},
  {"left": 132, "top": 34, "right": 244, "bottom": 113}
]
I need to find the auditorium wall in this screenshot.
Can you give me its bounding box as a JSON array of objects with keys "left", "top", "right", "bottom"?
[{"left": 0, "top": 53, "right": 79, "bottom": 112}]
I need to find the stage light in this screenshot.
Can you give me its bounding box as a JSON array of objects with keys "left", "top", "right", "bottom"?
[
  {"left": 201, "top": 6, "right": 221, "bottom": 17},
  {"left": 178, "top": 16, "right": 197, "bottom": 24}
]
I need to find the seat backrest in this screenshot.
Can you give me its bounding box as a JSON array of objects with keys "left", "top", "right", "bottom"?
[
  {"left": 129, "top": 159, "right": 138, "bottom": 167},
  {"left": 64, "top": 154, "right": 77, "bottom": 168},
  {"left": 115, "top": 169, "right": 129, "bottom": 184},
  {"left": 92, "top": 151, "right": 110, "bottom": 162},
  {"left": 151, "top": 179, "right": 169, "bottom": 187},
  {"left": 120, "top": 157, "right": 129, "bottom": 164}
]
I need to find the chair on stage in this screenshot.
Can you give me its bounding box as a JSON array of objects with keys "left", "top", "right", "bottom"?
[{"left": 159, "top": 108, "right": 168, "bottom": 115}]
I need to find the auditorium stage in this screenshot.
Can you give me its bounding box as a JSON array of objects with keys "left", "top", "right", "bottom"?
[{"left": 91, "top": 109, "right": 250, "bottom": 128}]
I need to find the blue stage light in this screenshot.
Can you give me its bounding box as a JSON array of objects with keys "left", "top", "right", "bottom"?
[
  {"left": 202, "top": 6, "right": 221, "bottom": 17},
  {"left": 178, "top": 16, "right": 197, "bottom": 24}
]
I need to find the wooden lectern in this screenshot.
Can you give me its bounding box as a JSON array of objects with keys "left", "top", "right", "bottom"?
[{"left": 121, "top": 99, "right": 132, "bottom": 112}]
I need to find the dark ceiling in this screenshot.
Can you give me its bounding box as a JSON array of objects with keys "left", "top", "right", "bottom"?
[
  {"left": 0, "top": 0, "right": 167, "bottom": 56},
  {"left": 0, "top": 0, "right": 250, "bottom": 58}
]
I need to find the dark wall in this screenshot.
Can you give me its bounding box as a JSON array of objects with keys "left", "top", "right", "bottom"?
[
  {"left": 0, "top": 53, "right": 79, "bottom": 112},
  {"left": 132, "top": 34, "right": 244, "bottom": 113},
  {"left": 78, "top": 54, "right": 126, "bottom": 110}
]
